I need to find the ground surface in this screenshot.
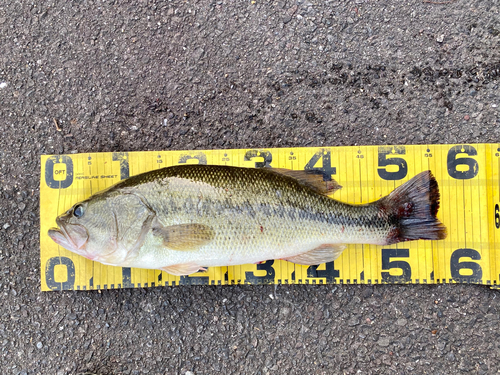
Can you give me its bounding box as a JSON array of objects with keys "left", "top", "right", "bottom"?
[{"left": 1, "top": 0, "right": 500, "bottom": 374}]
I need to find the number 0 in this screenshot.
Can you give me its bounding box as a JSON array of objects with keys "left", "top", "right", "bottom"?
[
  {"left": 45, "top": 156, "right": 74, "bottom": 189},
  {"left": 45, "top": 257, "right": 76, "bottom": 290}
]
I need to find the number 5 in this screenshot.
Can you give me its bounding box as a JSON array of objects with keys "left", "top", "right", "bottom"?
[
  {"left": 377, "top": 146, "right": 408, "bottom": 180},
  {"left": 381, "top": 249, "right": 412, "bottom": 283}
]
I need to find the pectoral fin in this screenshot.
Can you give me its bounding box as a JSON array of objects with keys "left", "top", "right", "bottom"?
[
  {"left": 152, "top": 222, "right": 215, "bottom": 251},
  {"left": 160, "top": 263, "right": 207, "bottom": 276},
  {"left": 282, "top": 244, "right": 346, "bottom": 265}
]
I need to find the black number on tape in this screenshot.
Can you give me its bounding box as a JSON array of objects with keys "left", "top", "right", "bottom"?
[
  {"left": 121, "top": 267, "right": 134, "bottom": 288},
  {"left": 307, "top": 262, "right": 339, "bottom": 282},
  {"left": 304, "top": 149, "right": 336, "bottom": 181},
  {"left": 496, "top": 204, "right": 500, "bottom": 229},
  {"left": 112, "top": 152, "right": 130, "bottom": 179},
  {"left": 180, "top": 272, "right": 209, "bottom": 285},
  {"left": 178, "top": 152, "right": 207, "bottom": 165},
  {"left": 377, "top": 146, "right": 408, "bottom": 180},
  {"left": 381, "top": 248, "right": 412, "bottom": 283},
  {"left": 244, "top": 150, "right": 272, "bottom": 168},
  {"left": 447, "top": 145, "right": 478, "bottom": 180},
  {"left": 450, "top": 248, "right": 482, "bottom": 282},
  {"left": 245, "top": 260, "right": 275, "bottom": 284},
  {"left": 45, "top": 155, "right": 74, "bottom": 189},
  {"left": 45, "top": 257, "right": 76, "bottom": 290}
]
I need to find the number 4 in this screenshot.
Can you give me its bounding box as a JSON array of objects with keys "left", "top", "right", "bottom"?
[{"left": 304, "top": 149, "right": 336, "bottom": 181}]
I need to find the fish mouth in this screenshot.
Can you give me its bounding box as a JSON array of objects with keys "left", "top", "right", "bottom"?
[
  {"left": 48, "top": 227, "right": 76, "bottom": 251},
  {"left": 48, "top": 220, "right": 90, "bottom": 256}
]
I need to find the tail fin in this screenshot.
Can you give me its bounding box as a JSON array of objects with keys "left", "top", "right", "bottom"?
[{"left": 379, "top": 171, "right": 447, "bottom": 244}]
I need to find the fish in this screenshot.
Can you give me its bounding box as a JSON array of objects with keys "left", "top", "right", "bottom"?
[{"left": 48, "top": 165, "right": 446, "bottom": 276}]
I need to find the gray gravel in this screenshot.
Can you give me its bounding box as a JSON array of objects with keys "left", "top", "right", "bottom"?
[{"left": 1, "top": 0, "right": 499, "bottom": 374}]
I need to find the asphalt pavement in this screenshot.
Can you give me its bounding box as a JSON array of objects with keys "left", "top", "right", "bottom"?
[{"left": 0, "top": 0, "right": 499, "bottom": 374}]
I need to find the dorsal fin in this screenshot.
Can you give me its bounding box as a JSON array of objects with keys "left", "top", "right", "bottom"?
[{"left": 270, "top": 168, "right": 342, "bottom": 195}]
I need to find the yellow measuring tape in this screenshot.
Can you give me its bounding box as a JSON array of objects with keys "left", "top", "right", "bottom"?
[{"left": 39, "top": 144, "right": 500, "bottom": 291}]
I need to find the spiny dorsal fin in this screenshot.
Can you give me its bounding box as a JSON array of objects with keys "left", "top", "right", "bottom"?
[
  {"left": 270, "top": 168, "right": 342, "bottom": 195},
  {"left": 152, "top": 223, "right": 215, "bottom": 251}
]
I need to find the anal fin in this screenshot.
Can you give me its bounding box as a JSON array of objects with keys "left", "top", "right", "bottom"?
[
  {"left": 160, "top": 263, "right": 207, "bottom": 276},
  {"left": 283, "top": 244, "right": 346, "bottom": 265}
]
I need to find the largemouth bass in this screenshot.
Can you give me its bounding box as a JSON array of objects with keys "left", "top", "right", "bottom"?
[{"left": 48, "top": 165, "right": 446, "bottom": 275}]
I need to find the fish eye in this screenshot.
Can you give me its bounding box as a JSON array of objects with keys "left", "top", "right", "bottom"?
[{"left": 73, "top": 204, "right": 84, "bottom": 218}]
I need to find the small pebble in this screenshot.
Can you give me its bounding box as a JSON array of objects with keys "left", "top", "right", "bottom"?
[
  {"left": 348, "top": 318, "right": 360, "bottom": 326},
  {"left": 377, "top": 337, "right": 390, "bottom": 347},
  {"left": 362, "top": 288, "right": 373, "bottom": 298},
  {"left": 396, "top": 318, "right": 407, "bottom": 326},
  {"left": 464, "top": 115, "right": 470, "bottom": 121},
  {"left": 36, "top": 342, "right": 43, "bottom": 349},
  {"left": 0, "top": 82, "right": 7, "bottom": 89},
  {"left": 3, "top": 223, "right": 10, "bottom": 230},
  {"left": 436, "top": 35, "right": 444, "bottom": 43},
  {"left": 446, "top": 351, "right": 456, "bottom": 362}
]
